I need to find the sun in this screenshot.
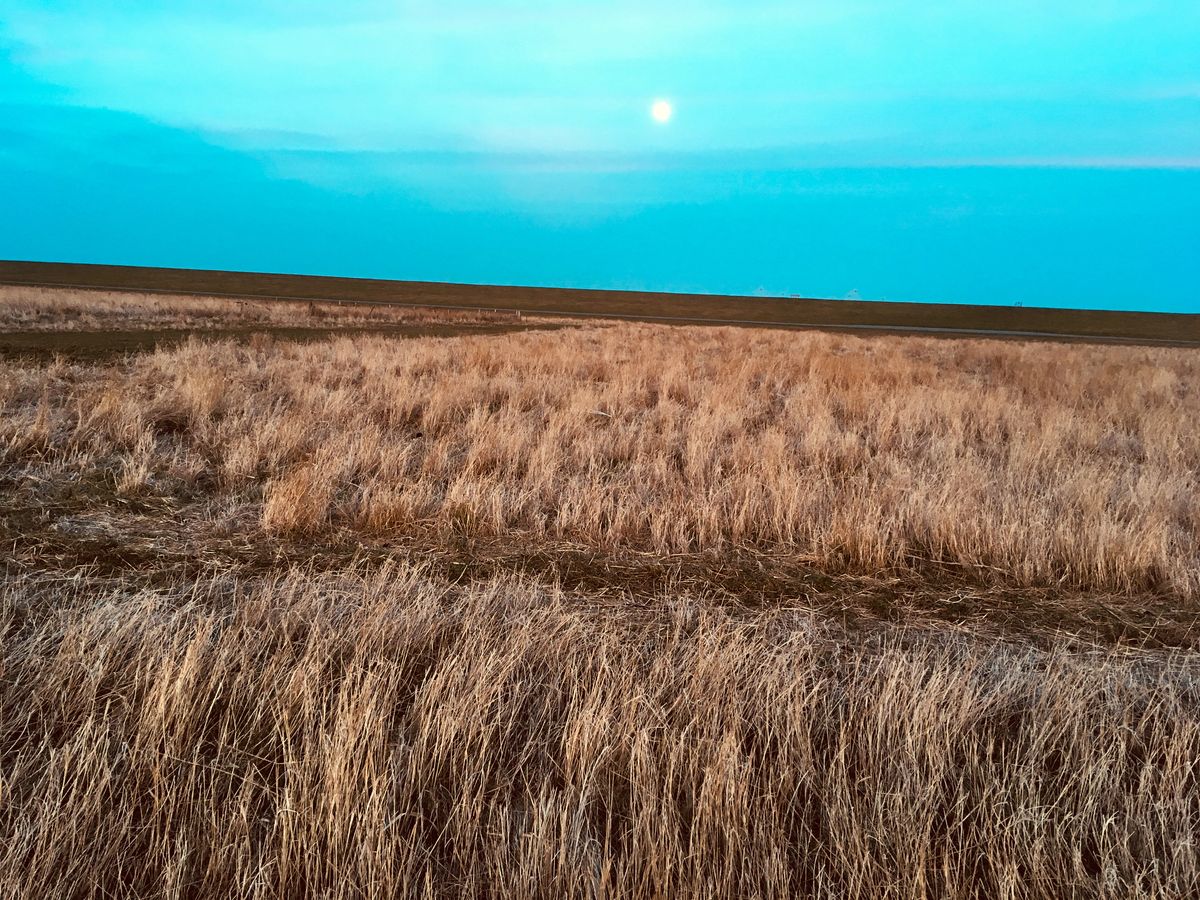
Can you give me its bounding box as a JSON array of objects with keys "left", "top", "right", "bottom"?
[{"left": 651, "top": 99, "right": 673, "bottom": 123}]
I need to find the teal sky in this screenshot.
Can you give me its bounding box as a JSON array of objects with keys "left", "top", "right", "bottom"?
[{"left": 2, "top": 2, "right": 1198, "bottom": 311}]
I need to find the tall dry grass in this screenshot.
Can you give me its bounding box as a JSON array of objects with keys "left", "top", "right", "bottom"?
[
  {"left": 2, "top": 565, "right": 1198, "bottom": 899},
  {"left": 4, "top": 322, "right": 1200, "bottom": 897},
  {"left": 0, "top": 284, "right": 520, "bottom": 331},
  {"left": 3, "top": 324, "right": 1196, "bottom": 596}
]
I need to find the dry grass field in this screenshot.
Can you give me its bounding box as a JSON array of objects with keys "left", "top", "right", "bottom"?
[
  {"left": 4, "top": 568, "right": 1198, "bottom": 899},
  {"left": 2, "top": 291, "right": 1199, "bottom": 898},
  {"left": 6, "top": 324, "right": 1197, "bottom": 596},
  {"left": 0, "top": 284, "right": 522, "bottom": 331}
]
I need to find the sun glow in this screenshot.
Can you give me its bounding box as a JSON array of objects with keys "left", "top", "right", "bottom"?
[{"left": 651, "top": 99, "right": 673, "bottom": 123}]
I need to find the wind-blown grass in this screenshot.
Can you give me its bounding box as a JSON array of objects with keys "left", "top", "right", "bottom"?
[{"left": 2, "top": 566, "right": 1197, "bottom": 899}]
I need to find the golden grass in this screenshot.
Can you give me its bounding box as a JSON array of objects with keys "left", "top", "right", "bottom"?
[
  {"left": 2, "top": 565, "right": 1198, "bottom": 899},
  {"left": 0, "top": 284, "right": 521, "bottom": 330},
  {"left": 3, "top": 321, "right": 1199, "bottom": 897},
  {"left": 4, "top": 324, "right": 1196, "bottom": 596}
]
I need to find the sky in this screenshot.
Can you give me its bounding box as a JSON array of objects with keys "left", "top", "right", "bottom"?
[{"left": 1, "top": 1, "right": 1198, "bottom": 311}]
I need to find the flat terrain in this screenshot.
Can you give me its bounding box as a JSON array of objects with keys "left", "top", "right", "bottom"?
[
  {"left": 0, "top": 283, "right": 565, "bottom": 361},
  {"left": 4, "top": 258, "right": 1197, "bottom": 344},
  {"left": 2, "top": 286, "right": 1198, "bottom": 898}
]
